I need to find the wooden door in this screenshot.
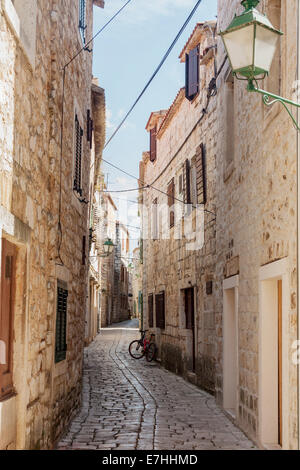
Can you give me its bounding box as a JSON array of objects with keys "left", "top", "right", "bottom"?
[
  {"left": 0, "top": 239, "right": 16, "bottom": 399},
  {"left": 185, "top": 288, "right": 195, "bottom": 372},
  {"left": 278, "top": 279, "right": 282, "bottom": 446}
]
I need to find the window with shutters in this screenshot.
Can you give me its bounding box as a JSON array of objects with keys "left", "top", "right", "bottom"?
[
  {"left": 55, "top": 281, "right": 68, "bottom": 363},
  {"left": 74, "top": 114, "right": 83, "bottom": 195},
  {"left": 0, "top": 239, "right": 16, "bottom": 400},
  {"left": 223, "top": 71, "right": 235, "bottom": 181},
  {"left": 79, "top": 0, "right": 87, "bottom": 44},
  {"left": 167, "top": 179, "right": 175, "bottom": 228},
  {"left": 150, "top": 127, "right": 157, "bottom": 162},
  {"left": 148, "top": 294, "right": 154, "bottom": 328},
  {"left": 155, "top": 291, "right": 165, "bottom": 330},
  {"left": 185, "top": 45, "right": 199, "bottom": 101}
]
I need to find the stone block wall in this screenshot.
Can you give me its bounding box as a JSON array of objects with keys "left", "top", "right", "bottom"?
[{"left": 0, "top": 0, "right": 100, "bottom": 449}]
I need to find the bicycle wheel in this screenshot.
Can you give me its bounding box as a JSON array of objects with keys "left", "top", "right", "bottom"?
[
  {"left": 129, "top": 340, "right": 145, "bottom": 359},
  {"left": 146, "top": 342, "right": 156, "bottom": 362}
]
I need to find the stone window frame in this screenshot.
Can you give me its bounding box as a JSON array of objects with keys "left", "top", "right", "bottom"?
[{"left": 2, "top": 0, "right": 37, "bottom": 69}]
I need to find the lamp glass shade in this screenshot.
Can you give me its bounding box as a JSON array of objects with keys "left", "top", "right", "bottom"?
[
  {"left": 103, "top": 239, "right": 114, "bottom": 255},
  {"left": 222, "top": 24, "right": 254, "bottom": 72},
  {"left": 254, "top": 24, "right": 279, "bottom": 73}
]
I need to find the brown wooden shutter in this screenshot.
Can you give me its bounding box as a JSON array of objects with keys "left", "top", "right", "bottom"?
[
  {"left": 150, "top": 126, "right": 157, "bottom": 162},
  {"left": 148, "top": 294, "right": 153, "bottom": 328},
  {"left": 185, "top": 46, "right": 199, "bottom": 101},
  {"left": 74, "top": 115, "right": 83, "bottom": 196},
  {"left": 155, "top": 291, "right": 165, "bottom": 329},
  {"left": 0, "top": 239, "right": 16, "bottom": 399},
  {"left": 55, "top": 281, "right": 68, "bottom": 363},
  {"left": 185, "top": 159, "right": 191, "bottom": 204},
  {"left": 196, "top": 143, "right": 207, "bottom": 205}
]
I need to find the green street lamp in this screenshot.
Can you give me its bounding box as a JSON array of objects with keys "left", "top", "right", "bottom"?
[
  {"left": 102, "top": 238, "right": 114, "bottom": 257},
  {"left": 220, "top": 0, "right": 300, "bottom": 130}
]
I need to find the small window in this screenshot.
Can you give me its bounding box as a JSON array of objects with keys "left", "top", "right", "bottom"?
[
  {"left": 74, "top": 114, "right": 83, "bottom": 195},
  {"left": 79, "top": 0, "right": 87, "bottom": 44},
  {"left": 55, "top": 281, "right": 68, "bottom": 363},
  {"left": 155, "top": 291, "right": 165, "bottom": 329},
  {"left": 148, "top": 294, "right": 154, "bottom": 328},
  {"left": 185, "top": 46, "right": 199, "bottom": 101}
]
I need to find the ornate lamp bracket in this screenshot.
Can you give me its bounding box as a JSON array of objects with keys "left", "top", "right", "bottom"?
[{"left": 247, "top": 79, "right": 300, "bottom": 131}]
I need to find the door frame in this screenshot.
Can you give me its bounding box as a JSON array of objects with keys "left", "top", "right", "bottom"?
[
  {"left": 223, "top": 275, "right": 239, "bottom": 418},
  {"left": 259, "top": 258, "right": 289, "bottom": 449}
]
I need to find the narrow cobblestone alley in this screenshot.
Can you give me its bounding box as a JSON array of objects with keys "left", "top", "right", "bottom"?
[{"left": 57, "top": 321, "right": 256, "bottom": 451}]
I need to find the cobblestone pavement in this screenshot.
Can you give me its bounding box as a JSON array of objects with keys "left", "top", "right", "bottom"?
[{"left": 57, "top": 320, "right": 256, "bottom": 450}]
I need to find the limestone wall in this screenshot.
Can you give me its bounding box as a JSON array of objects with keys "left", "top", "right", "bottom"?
[
  {"left": 0, "top": 0, "right": 100, "bottom": 449},
  {"left": 216, "top": 0, "right": 298, "bottom": 449}
]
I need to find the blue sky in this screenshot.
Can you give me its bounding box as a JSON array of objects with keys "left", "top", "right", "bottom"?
[{"left": 92, "top": 0, "right": 218, "bottom": 244}]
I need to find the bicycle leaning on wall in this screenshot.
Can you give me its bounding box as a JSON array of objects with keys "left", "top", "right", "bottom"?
[{"left": 128, "top": 330, "right": 157, "bottom": 362}]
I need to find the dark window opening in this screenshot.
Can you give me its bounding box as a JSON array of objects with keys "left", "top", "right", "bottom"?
[{"left": 155, "top": 291, "right": 165, "bottom": 329}]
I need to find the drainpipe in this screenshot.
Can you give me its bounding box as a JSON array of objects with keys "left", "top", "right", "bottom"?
[{"left": 297, "top": 0, "right": 300, "bottom": 451}]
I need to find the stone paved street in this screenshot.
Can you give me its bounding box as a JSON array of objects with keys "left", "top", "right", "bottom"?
[{"left": 57, "top": 320, "right": 256, "bottom": 450}]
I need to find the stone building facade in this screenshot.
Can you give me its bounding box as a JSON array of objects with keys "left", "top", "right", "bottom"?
[
  {"left": 86, "top": 81, "right": 106, "bottom": 344},
  {"left": 112, "top": 222, "right": 131, "bottom": 323},
  {"left": 140, "top": 22, "right": 218, "bottom": 392},
  {"left": 98, "top": 190, "right": 117, "bottom": 328},
  {"left": 0, "top": 0, "right": 104, "bottom": 449},
  {"left": 216, "top": 0, "right": 299, "bottom": 449}
]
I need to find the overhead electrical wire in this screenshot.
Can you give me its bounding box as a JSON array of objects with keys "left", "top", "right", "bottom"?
[
  {"left": 103, "top": 0, "right": 203, "bottom": 149},
  {"left": 102, "top": 158, "right": 216, "bottom": 219}
]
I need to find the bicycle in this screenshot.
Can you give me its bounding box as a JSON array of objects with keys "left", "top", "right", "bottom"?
[{"left": 128, "top": 330, "right": 157, "bottom": 362}]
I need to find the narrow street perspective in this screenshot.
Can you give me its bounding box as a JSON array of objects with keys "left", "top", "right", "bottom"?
[
  {"left": 57, "top": 320, "right": 255, "bottom": 451},
  {"left": 1, "top": 0, "right": 300, "bottom": 456}
]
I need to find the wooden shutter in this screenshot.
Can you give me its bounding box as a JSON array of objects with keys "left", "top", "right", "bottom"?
[
  {"left": 74, "top": 115, "right": 83, "bottom": 196},
  {"left": 155, "top": 291, "right": 165, "bottom": 329},
  {"left": 150, "top": 127, "right": 157, "bottom": 162},
  {"left": 0, "top": 239, "right": 16, "bottom": 399},
  {"left": 185, "top": 159, "right": 191, "bottom": 204},
  {"left": 191, "top": 164, "right": 197, "bottom": 206},
  {"left": 148, "top": 294, "right": 153, "bottom": 328},
  {"left": 55, "top": 281, "right": 68, "bottom": 363},
  {"left": 167, "top": 179, "right": 175, "bottom": 228},
  {"left": 185, "top": 46, "right": 199, "bottom": 101},
  {"left": 196, "top": 143, "right": 207, "bottom": 205},
  {"left": 82, "top": 235, "right": 86, "bottom": 265}
]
